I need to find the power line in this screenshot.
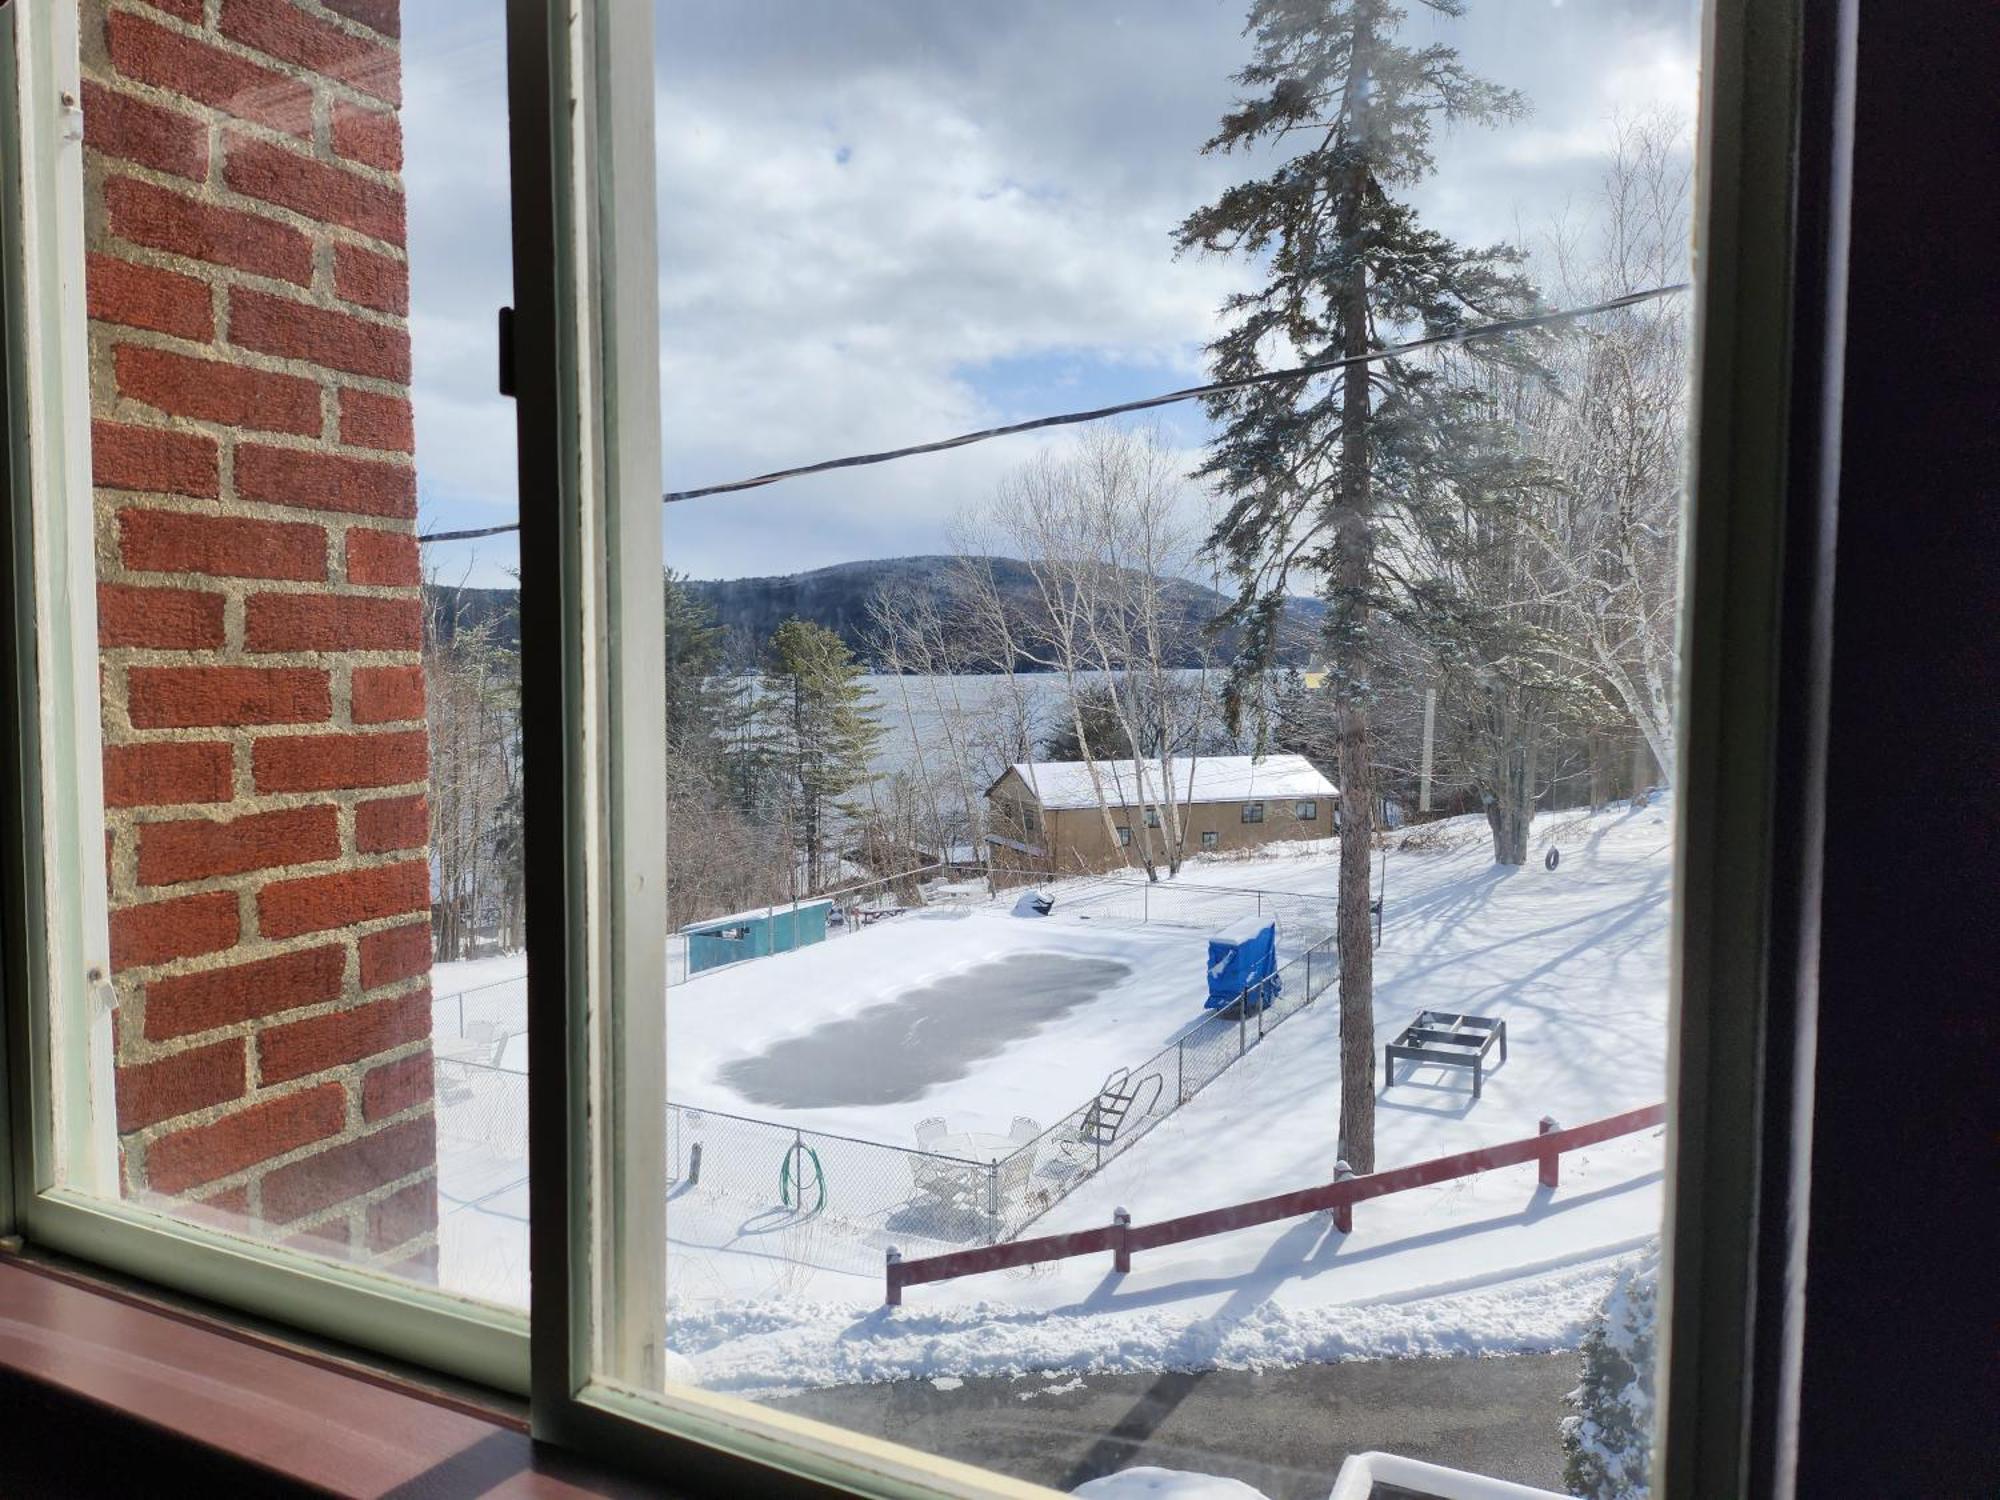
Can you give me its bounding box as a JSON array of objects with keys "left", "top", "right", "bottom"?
[{"left": 417, "top": 282, "right": 1688, "bottom": 545}]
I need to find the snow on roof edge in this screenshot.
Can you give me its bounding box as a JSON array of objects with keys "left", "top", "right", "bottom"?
[{"left": 999, "top": 754, "right": 1338, "bottom": 812}]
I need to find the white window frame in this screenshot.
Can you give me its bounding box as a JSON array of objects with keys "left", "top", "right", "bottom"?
[
  {"left": 0, "top": 0, "right": 526, "bottom": 1393},
  {"left": 0, "top": 0, "right": 1845, "bottom": 1493}
]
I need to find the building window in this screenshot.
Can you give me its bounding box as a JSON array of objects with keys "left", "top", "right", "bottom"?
[
  {"left": 1201, "top": 831, "right": 1219, "bottom": 849},
  {"left": 1242, "top": 802, "right": 1266, "bottom": 824},
  {"left": 1116, "top": 826, "right": 1132, "bottom": 846},
  {"left": 1145, "top": 807, "right": 1161, "bottom": 828},
  {"left": 1296, "top": 800, "right": 1318, "bottom": 821}
]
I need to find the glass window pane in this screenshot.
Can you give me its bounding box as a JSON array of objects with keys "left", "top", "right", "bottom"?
[
  {"left": 48, "top": 0, "right": 523, "bottom": 1306},
  {"left": 642, "top": 2, "right": 1698, "bottom": 1493}
]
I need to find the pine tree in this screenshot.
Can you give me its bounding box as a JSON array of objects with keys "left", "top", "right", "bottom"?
[
  {"left": 1178, "top": 0, "right": 1540, "bottom": 1170},
  {"left": 1561, "top": 1244, "right": 1660, "bottom": 1499},
  {"left": 663, "top": 566, "right": 728, "bottom": 761},
  {"left": 758, "top": 618, "right": 885, "bottom": 889}
]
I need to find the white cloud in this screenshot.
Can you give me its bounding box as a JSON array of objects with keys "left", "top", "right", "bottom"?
[{"left": 402, "top": 0, "right": 1701, "bottom": 584}]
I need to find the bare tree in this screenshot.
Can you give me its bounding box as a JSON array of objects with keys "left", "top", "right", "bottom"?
[
  {"left": 958, "top": 428, "right": 1213, "bottom": 881},
  {"left": 424, "top": 587, "right": 520, "bottom": 961},
  {"left": 1524, "top": 113, "right": 1690, "bottom": 786}
]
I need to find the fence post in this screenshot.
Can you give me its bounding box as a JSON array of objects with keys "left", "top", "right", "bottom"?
[
  {"left": 986, "top": 1160, "right": 1000, "bottom": 1218},
  {"left": 687, "top": 1140, "right": 703, "bottom": 1187},
  {"left": 1238, "top": 993, "right": 1247, "bottom": 1056},
  {"left": 1143, "top": 882, "right": 1149, "bottom": 925},
  {"left": 885, "top": 1247, "right": 902, "bottom": 1307},
  {"left": 1538, "top": 1116, "right": 1560, "bottom": 1188},
  {"left": 1332, "top": 1158, "right": 1355, "bottom": 1234},
  {"left": 1112, "top": 1206, "right": 1132, "bottom": 1273}
]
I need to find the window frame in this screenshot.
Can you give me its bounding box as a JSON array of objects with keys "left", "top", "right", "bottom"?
[
  {"left": 1241, "top": 801, "right": 1265, "bottom": 824},
  {"left": 0, "top": 0, "right": 1843, "bottom": 1493},
  {"left": 0, "top": 0, "right": 529, "bottom": 1395},
  {"left": 1295, "top": 800, "right": 1318, "bottom": 821},
  {"left": 1200, "top": 831, "right": 1219, "bottom": 849}
]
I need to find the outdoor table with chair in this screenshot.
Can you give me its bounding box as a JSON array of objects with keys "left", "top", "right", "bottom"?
[{"left": 908, "top": 1116, "right": 1040, "bottom": 1219}]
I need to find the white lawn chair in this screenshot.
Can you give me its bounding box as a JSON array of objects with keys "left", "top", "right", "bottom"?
[
  {"left": 1009, "top": 1116, "right": 1041, "bottom": 1146},
  {"left": 914, "top": 1116, "right": 947, "bottom": 1151}
]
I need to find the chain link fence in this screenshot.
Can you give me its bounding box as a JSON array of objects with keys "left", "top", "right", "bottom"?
[
  {"left": 1051, "top": 877, "right": 1339, "bottom": 955},
  {"left": 435, "top": 1054, "right": 530, "bottom": 1159},
  {"left": 432, "top": 881, "right": 1339, "bottom": 1262},
  {"left": 665, "top": 1103, "right": 1016, "bottom": 1251},
  {"left": 991, "top": 933, "right": 1337, "bottom": 1236}
]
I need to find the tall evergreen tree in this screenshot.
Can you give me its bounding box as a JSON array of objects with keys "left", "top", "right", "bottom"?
[
  {"left": 1178, "top": 0, "right": 1541, "bottom": 1169},
  {"left": 759, "top": 618, "right": 885, "bottom": 888},
  {"left": 663, "top": 566, "right": 728, "bottom": 760}
]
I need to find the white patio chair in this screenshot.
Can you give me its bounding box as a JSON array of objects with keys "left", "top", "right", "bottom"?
[
  {"left": 1009, "top": 1116, "right": 1041, "bottom": 1146},
  {"left": 914, "top": 1116, "right": 948, "bottom": 1151}
]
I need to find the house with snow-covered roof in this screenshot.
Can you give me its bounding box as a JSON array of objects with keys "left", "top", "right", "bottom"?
[{"left": 985, "top": 753, "right": 1338, "bottom": 884}]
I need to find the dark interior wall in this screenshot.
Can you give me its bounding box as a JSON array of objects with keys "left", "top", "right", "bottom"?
[{"left": 1792, "top": 1, "right": 2000, "bottom": 1494}]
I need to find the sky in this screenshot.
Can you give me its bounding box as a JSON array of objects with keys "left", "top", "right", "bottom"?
[{"left": 401, "top": 1, "right": 1700, "bottom": 589}]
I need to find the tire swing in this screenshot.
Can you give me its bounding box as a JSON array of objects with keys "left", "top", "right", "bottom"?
[{"left": 1544, "top": 846, "right": 1562, "bottom": 871}]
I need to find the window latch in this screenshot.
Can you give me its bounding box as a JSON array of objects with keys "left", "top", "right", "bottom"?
[{"left": 497, "top": 306, "right": 516, "bottom": 398}]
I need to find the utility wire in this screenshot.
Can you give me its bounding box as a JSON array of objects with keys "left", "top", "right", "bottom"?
[{"left": 417, "top": 281, "right": 1688, "bottom": 544}]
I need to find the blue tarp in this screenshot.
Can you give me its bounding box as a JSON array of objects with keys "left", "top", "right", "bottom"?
[{"left": 1205, "top": 915, "right": 1280, "bottom": 1011}]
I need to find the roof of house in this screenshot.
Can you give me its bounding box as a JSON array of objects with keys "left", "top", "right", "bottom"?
[{"left": 996, "top": 754, "right": 1338, "bottom": 812}]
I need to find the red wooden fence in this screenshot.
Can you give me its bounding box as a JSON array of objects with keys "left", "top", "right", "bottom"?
[{"left": 885, "top": 1102, "right": 1666, "bottom": 1305}]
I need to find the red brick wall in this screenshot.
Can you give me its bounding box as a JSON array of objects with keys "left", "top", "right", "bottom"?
[{"left": 82, "top": 0, "right": 436, "bottom": 1274}]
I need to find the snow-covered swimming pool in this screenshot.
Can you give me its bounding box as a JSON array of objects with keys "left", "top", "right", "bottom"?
[{"left": 719, "top": 953, "right": 1133, "bottom": 1108}]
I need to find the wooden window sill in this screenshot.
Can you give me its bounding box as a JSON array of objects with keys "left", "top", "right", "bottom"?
[{"left": 0, "top": 1255, "right": 658, "bottom": 1497}]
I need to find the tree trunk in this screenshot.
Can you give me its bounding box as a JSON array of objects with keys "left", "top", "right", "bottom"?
[
  {"left": 1336, "top": 692, "right": 1377, "bottom": 1173},
  {"left": 1332, "top": 26, "right": 1378, "bottom": 1174},
  {"left": 1485, "top": 691, "right": 1537, "bottom": 865}
]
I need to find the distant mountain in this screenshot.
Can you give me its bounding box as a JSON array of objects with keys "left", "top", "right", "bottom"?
[
  {"left": 426, "top": 556, "right": 1325, "bottom": 671},
  {"left": 682, "top": 556, "right": 1324, "bottom": 670}
]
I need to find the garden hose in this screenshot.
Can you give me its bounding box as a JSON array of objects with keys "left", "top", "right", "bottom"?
[{"left": 780, "top": 1139, "right": 827, "bottom": 1216}]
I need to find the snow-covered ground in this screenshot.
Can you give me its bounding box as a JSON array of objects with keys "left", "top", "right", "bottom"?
[{"left": 431, "top": 799, "right": 1674, "bottom": 1394}]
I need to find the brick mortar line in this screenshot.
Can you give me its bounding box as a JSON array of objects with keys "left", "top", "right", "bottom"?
[
  {"left": 95, "top": 1, "right": 405, "bottom": 122},
  {"left": 267, "top": 1155, "right": 443, "bottom": 1256},
  {"left": 84, "top": 68, "right": 408, "bottom": 198},
  {"left": 99, "top": 142, "right": 411, "bottom": 260},
  {"left": 122, "top": 1065, "right": 432, "bottom": 1182},
  {"left": 89, "top": 313, "right": 417, "bottom": 400},
  {"left": 105, "top": 0, "right": 407, "bottom": 62},
  {"left": 109, "top": 901, "right": 431, "bottom": 986},
  {"left": 121, "top": 979, "right": 434, "bottom": 1069}
]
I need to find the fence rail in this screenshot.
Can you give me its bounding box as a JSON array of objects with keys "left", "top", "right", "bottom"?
[{"left": 886, "top": 1102, "right": 1667, "bottom": 1304}]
